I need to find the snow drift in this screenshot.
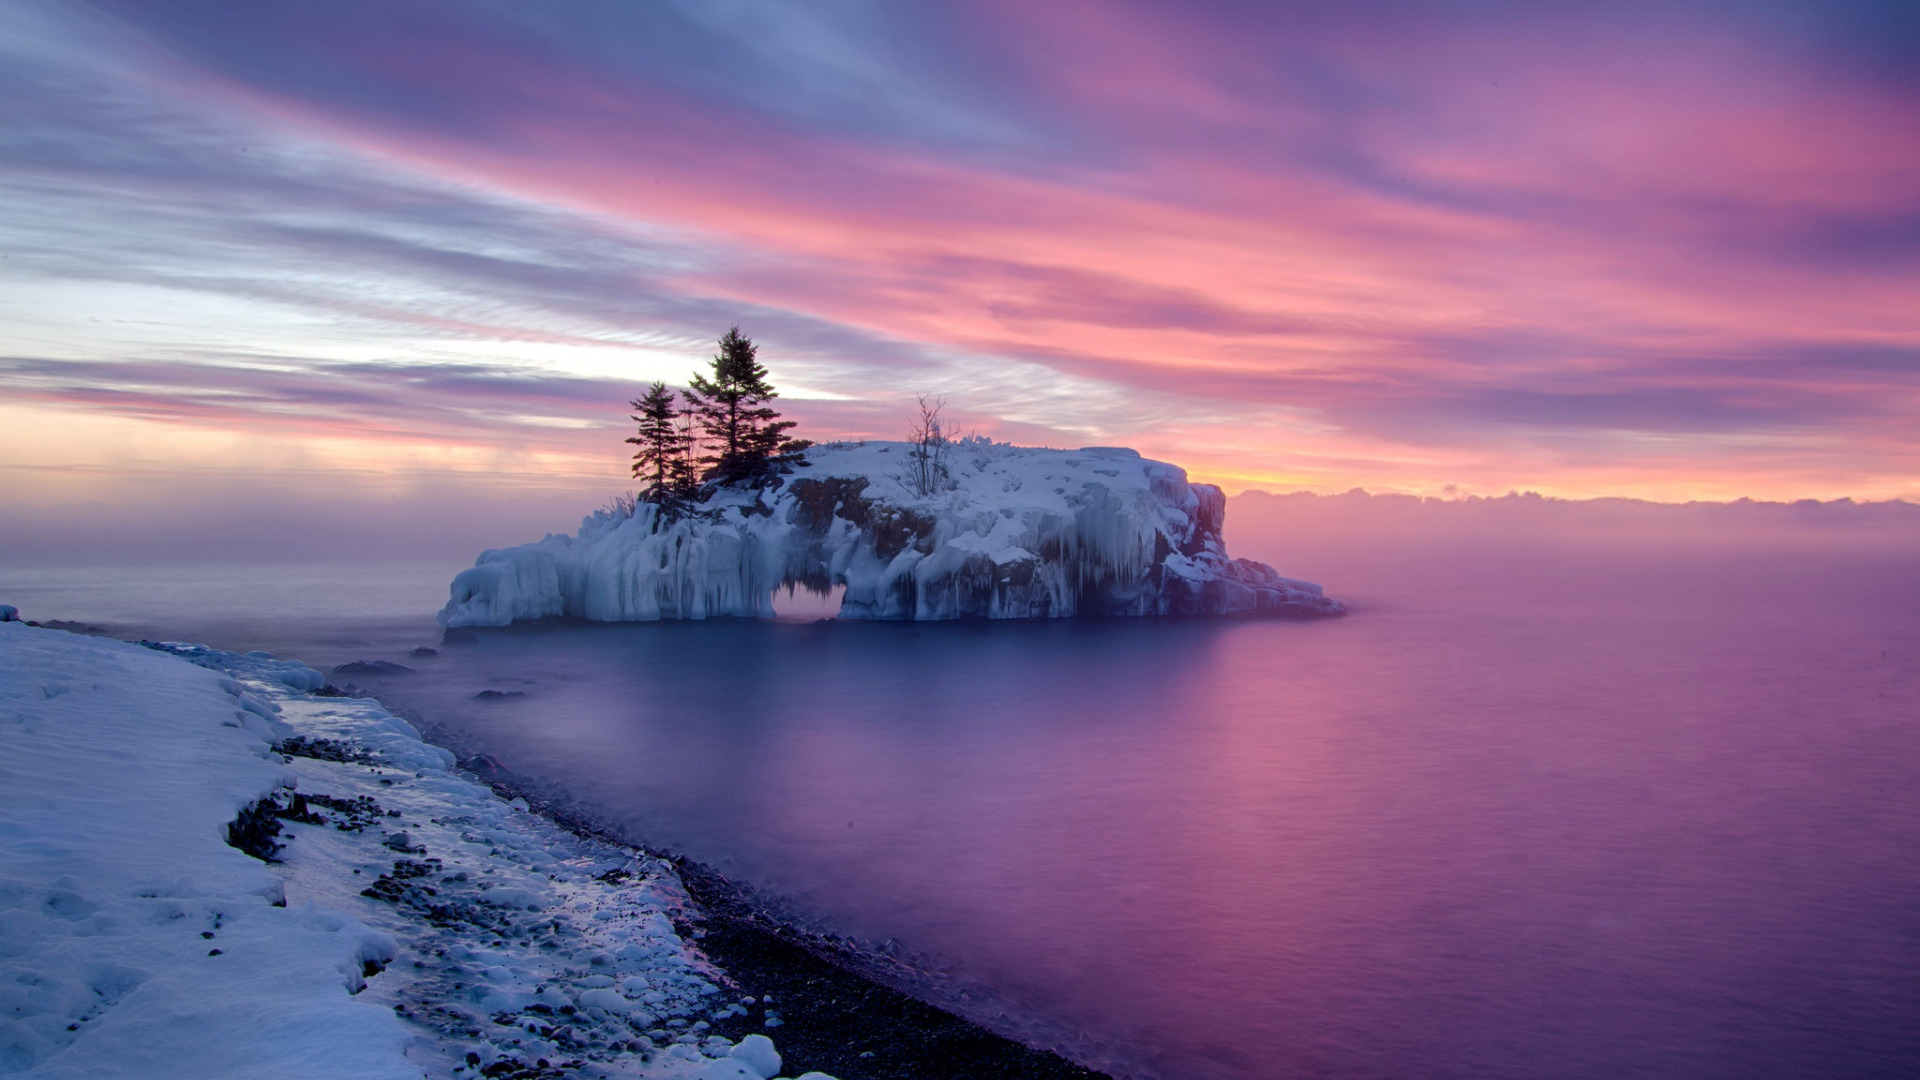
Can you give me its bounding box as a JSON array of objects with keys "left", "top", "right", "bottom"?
[
  {"left": 440, "top": 440, "right": 1343, "bottom": 627},
  {"left": 0, "top": 626, "right": 416, "bottom": 1079},
  {"left": 0, "top": 623, "right": 837, "bottom": 1080}
]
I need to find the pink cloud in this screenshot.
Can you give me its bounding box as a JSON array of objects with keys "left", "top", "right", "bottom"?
[{"left": 21, "top": 1, "right": 1920, "bottom": 499}]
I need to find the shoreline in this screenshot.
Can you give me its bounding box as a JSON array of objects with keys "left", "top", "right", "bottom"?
[
  {"left": 401, "top": 709, "right": 1116, "bottom": 1080},
  {"left": 0, "top": 619, "right": 1111, "bottom": 1080}
]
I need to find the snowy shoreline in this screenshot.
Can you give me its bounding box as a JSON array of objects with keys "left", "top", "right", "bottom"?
[
  {"left": 0, "top": 621, "right": 826, "bottom": 1080},
  {"left": 2, "top": 620, "right": 1113, "bottom": 1080}
]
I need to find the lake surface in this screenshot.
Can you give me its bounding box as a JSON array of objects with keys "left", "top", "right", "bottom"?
[{"left": 5, "top": 535, "right": 1917, "bottom": 1080}]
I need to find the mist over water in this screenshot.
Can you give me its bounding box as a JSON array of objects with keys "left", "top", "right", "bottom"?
[{"left": 3, "top": 496, "right": 1916, "bottom": 1080}]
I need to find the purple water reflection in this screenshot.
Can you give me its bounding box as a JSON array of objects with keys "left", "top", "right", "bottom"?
[{"left": 336, "top": 540, "right": 1920, "bottom": 1080}]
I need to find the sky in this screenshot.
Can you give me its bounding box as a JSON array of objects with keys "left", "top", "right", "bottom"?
[{"left": 3, "top": 0, "right": 1917, "bottom": 547}]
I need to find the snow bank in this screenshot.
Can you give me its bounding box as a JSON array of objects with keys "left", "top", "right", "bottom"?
[
  {"left": 0, "top": 624, "right": 411, "bottom": 1079},
  {"left": 442, "top": 440, "right": 1343, "bottom": 626},
  {"left": 0, "top": 624, "right": 834, "bottom": 1080}
]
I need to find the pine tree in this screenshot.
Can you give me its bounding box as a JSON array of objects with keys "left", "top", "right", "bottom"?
[
  {"left": 625, "top": 381, "right": 695, "bottom": 520},
  {"left": 682, "top": 327, "right": 810, "bottom": 484}
]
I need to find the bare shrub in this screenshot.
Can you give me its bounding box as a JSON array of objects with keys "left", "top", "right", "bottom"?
[{"left": 900, "top": 393, "right": 950, "bottom": 498}]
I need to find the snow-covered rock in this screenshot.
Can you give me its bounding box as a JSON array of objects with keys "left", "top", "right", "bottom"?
[{"left": 440, "top": 440, "right": 1343, "bottom": 626}]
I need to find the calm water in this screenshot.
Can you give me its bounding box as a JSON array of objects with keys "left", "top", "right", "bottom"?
[{"left": 4, "top": 537, "right": 1917, "bottom": 1080}]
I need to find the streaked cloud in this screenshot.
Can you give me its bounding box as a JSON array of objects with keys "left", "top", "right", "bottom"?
[{"left": 0, "top": 0, "right": 1914, "bottom": 504}]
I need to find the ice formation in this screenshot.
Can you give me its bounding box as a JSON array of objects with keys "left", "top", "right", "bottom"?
[{"left": 441, "top": 440, "right": 1343, "bottom": 627}]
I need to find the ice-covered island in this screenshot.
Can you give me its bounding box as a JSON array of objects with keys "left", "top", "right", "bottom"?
[{"left": 441, "top": 440, "right": 1343, "bottom": 627}]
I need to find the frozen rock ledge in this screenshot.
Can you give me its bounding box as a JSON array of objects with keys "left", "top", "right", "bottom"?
[{"left": 441, "top": 440, "right": 1344, "bottom": 627}]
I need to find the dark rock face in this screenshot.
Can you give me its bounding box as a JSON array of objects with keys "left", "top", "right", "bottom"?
[
  {"left": 225, "top": 797, "right": 285, "bottom": 862},
  {"left": 457, "top": 754, "right": 512, "bottom": 782},
  {"left": 787, "top": 475, "right": 873, "bottom": 534},
  {"left": 333, "top": 660, "right": 415, "bottom": 676},
  {"left": 1160, "top": 556, "right": 1347, "bottom": 617},
  {"left": 1149, "top": 487, "right": 1346, "bottom": 618}
]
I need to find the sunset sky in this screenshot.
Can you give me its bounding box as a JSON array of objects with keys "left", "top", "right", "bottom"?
[{"left": 3, "top": 0, "right": 1917, "bottom": 531}]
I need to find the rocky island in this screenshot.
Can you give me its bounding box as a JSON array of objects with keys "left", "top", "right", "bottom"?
[{"left": 440, "top": 440, "right": 1343, "bottom": 627}]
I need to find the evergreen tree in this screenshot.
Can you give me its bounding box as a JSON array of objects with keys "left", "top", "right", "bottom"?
[
  {"left": 625, "top": 381, "right": 695, "bottom": 520},
  {"left": 682, "top": 327, "right": 810, "bottom": 484}
]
